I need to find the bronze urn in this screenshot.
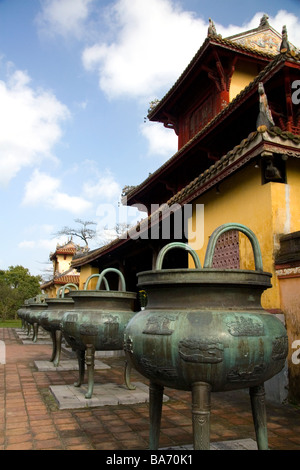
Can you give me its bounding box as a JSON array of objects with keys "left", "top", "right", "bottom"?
[
  {"left": 17, "top": 302, "right": 29, "bottom": 332},
  {"left": 124, "top": 223, "right": 288, "bottom": 450},
  {"left": 61, "top": 268, "right": 137, "bottom": 398},
  {"left": 23, "top": 295, "right": 48, "bottom": 342},
  {"left": 40, "top": 283, "right": 78, "bottom": 366}
]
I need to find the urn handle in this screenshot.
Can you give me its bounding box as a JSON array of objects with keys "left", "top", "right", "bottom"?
[
  {"left": 57, "top": 283, "right": 79, "bottom": 298},
  {"left": 84, "top": 274, "right": 110, "bottom": 291},
  {"left": 156, "top": 242, "right": 202, "bottom": 270},
  {"left": 34, "top": 294, "right": 48, "bottom": 303},
  {"left": 204, "top": 223, "right": 264, "bottom": 271},
  {"left": 84, "top": 268, "right": 127, "bottom": 292},
  {"left": 96, "top": 268, "right": 127, "bottom": 291}
]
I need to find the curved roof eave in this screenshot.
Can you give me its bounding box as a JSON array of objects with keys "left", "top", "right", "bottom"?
[{"left": 125, "top": 51, "right": 294, "bottom": 204}]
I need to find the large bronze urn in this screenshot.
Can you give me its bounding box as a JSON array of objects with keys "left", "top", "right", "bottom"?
[
  {"left": 24, "top": 295, "right": 48, "bottom": 342},
  {"left": 124, "top": 223, "right": 288, "bottom": 450},
  {"left": 20, "top": 300, "right": 34, "bottom": 336},
  {"left": 17, "top": 302, "right": 29, "bottom": 332},
  {"left": 40, "top": 283, "right": 78, "bottom": 366},
  {"left": 61, "top": 268, "right": 137, "bottom": 398}
]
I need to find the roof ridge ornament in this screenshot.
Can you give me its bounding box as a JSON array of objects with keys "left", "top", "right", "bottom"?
[
  {"left": 280, "top": 25, "right": 290, "bottom": 53},
  {"left": 259, "top": 14, "right": 270, "bottom": 29},
  {"left": 207, "top": 18, "right": 217, "bottom": 37},
  {"left": 256, "top": 82, "right": 275, "bottom": 130}
]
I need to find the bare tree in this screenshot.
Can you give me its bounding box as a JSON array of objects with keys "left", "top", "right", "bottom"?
[{"left": 53, "top": 219, "right": 97, "bottom": 247}]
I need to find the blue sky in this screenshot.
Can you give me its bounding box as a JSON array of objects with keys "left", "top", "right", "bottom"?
[{"left": 0, "top": 0, "right": 300, "bottom": 279}]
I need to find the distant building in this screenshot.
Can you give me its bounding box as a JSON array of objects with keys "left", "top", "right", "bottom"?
[{"left": 40, "top": 239, "right": 80, "bottom": 297}]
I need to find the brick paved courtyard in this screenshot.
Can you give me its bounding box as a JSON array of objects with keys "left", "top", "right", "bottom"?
[{"left": 1, "top": 327, "right": 300, "bottom": 451}]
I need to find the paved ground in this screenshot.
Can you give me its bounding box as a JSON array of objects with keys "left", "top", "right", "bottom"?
[{"left": 1, "top": 327, "right": 300, "bottom": 451}]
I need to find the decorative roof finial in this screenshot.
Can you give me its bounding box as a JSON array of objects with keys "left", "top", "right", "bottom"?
[
  {"left": 259, "top": 14, "right": 270, "bottom": 29},
  {"left": 256, "top": 82, "right": 275, "bottom": 130},
  {"left": 280, "top": 25, "right": 290, "bottom": 53},
  {"left": 208, "top": 18, "right": 217, "bottom": 37}
]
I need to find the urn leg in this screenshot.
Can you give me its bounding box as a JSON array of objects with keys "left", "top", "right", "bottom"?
[
  {"left": 149, "top": 382, "right": 164, "bottom": 450},
  {"left": 53, "top": 330, "right": 62, "bottom": 367},
  {"left": 191, "top": 381, "right": 211, "bottom": 450},
  {"left": 85, "top": 344, "right": 95, "bottom": 399},
  {"left": 33, "top": 323, "right": 39, "bottom": 342},
  {"left": 124, "top": 360, "right": 136, "bottom": 390},
  {"left": 26, "top": 322, "right": 31, "bottom": 336},
  {"left": 249, "top": 384, "right": 269, "bottom": 450},
  {"left": 74, "top": 349, "right": 85, "bottom": 387},
  {"left": 50, "top": 330, "right": 57, "bottom": 362}
]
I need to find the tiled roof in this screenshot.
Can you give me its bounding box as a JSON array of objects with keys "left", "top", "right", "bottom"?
[
  {"left": 54, "top": 275, "right": 80, "bottom": 285},
  {"left": 166, "top": 126, "right": 300, "bottom": 206},
  {"left": 125, "top": 49, "right": 300, "bottom": 204},
  {"left": 72, "top": 126, "right": 300, "bottom": 268},
  {"left": 147, "top": 34, "right": 276, "bottom": 121},
  {"left": 54, "top": 248, "right": 76, "bottom": 254},
  {"left": 40, "top": 271, "right": 80, "bottom": 290},
  {"left": 71, "top": 235, "right": 129, "bottom": 268},
  {"left": 49, "top": 241, "right": 77, "bottom": 260}
]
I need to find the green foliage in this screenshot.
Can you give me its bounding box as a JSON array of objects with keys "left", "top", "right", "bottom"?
[
  {"left": 0, "top": 320, "right": 22, "bottom": 328},
  {"left": 0, "top": 265, "right": 42, "bottom": 321}
]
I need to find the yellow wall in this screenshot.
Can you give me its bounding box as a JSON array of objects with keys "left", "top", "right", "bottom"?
[
  {"left": 79, "top": 265, "right": 99, "bottom": 290},
  {"left": 53, "top": 254, "right": 74, "bottom": 275},
  {"left": 188, "top": 160, "right": 300, "bottom": 311},
  {"left": 277, "top": 275, "right": 300, "bottom": 402},
  {"left": 286, "top": 159, "right": 300, "bottom": 233},
  {"left": 229, "top": 60, "right": 260, "bottom": 101},
  {"left": 43, "top": 285, "right": 57, "bottom": 298}
]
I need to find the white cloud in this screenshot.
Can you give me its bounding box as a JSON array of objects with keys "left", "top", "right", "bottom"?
[
  {"left": 19, "top": 224, "right": 58, "bottom": 251},
  {"left": 81, "top": 2, "right": 300, "bottom": 102},
  {"left": 0, "top": 66, "right": 70, "bottom": 187},
  {"left": 82, "top": 0, "right": 206, "bottom": 100},
  {"left": 22, "top": 169, "right": 92, "bottom": 214},
  {"left": 36, "top": 0, "right": 95, "bottom": 39},
  {"left": 41, "top": 224, "right": 56, "bottom": 234},
  {"left": 80, "top": 2, "right": 300, "bottom": 160},
  {"left": 82, "top": 169, "right": 121, "bottom": 202},
  {"left": 33, "top": 2, "right": 300, "bottom": 170},
  {"left": 18, "top": 240, "right": 35, "bottom": 249},
  {"left": 18, "top": 236, "right": 67, "bottom": 251},
  {"left": 216, "top": 10, "right": 300, "bottom": 47},
  {"left": 266, "top": 10, "right": 300, "bottom": 47},
  {"left": 140, "top": 121, "right": 177, "bottom": 159}
]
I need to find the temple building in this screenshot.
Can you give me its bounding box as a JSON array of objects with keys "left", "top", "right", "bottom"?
[
  {"left": 70, "top": 16, "right": 300, "bottom": 403},
  {"left": 40, "top": 239, "right": 80, "bottom": 297}
]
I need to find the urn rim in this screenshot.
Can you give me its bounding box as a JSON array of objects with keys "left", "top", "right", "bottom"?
[
  {"left": 68, "top": 290, "right": 137, "bottom": 300},
  {"left": 137, "top": 268, "right": 272, "bottom": 289}
]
